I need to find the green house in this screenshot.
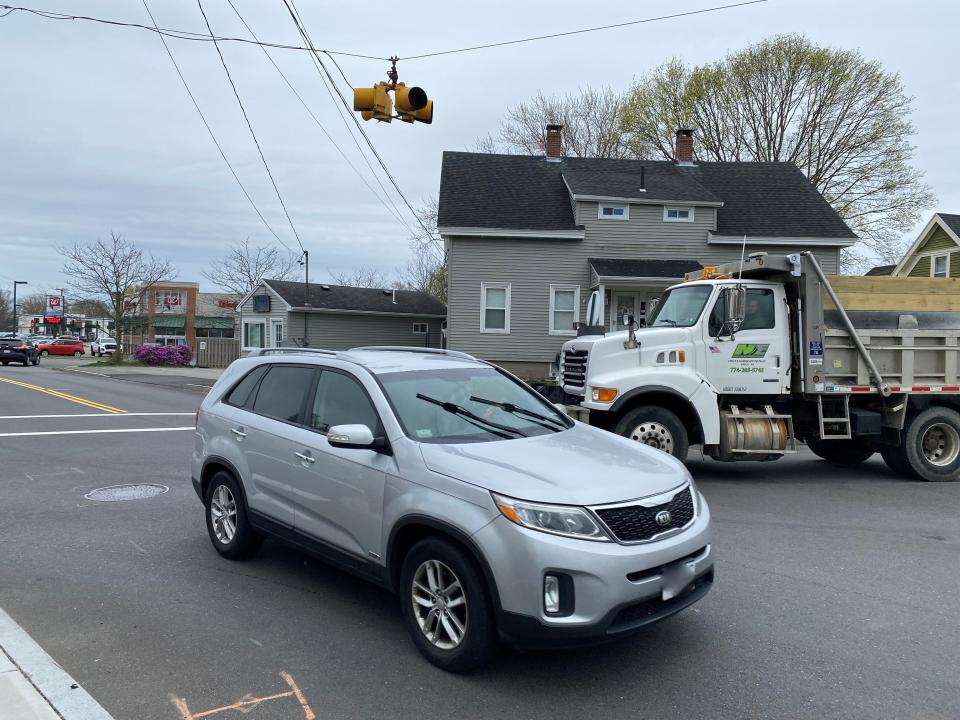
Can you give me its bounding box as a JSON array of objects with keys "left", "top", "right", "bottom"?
[{"left": 888, "top": 213, "right": 960, "bottom": 278}]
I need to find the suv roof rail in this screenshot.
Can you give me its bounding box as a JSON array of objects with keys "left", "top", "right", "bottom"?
[
  {"left": 349, "top": 345, "right": 476, "bottom": 360},
  {"left": 251, "top": 347, "right": 339, "bottom": 357}
]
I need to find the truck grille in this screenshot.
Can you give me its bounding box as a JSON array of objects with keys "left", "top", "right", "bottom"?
[
  {"left": 594, "top": 486, "right": 695, "bottom": 543},
  {"left": 562, "top": 349, "right": 588, "bottom": 391}
]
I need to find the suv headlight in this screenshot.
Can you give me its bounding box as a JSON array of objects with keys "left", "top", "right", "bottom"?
[{"left": 492, "top": 493, "right": 610, "bottom": 541}]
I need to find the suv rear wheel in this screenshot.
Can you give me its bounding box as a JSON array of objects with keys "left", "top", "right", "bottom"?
[
  {"left": 204, "top": 471, "right": 262, "bottom": 558},
  {"left": 400, "top": 538, "right": 498, "bottom": 672}
]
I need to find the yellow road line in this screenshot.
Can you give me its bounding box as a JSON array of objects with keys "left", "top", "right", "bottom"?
[{"left": 0, "top": 377, "right": 126, "bottom": 414}]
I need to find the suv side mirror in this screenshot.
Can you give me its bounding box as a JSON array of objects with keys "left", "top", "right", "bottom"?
[{"left": 327, "top": 424, "right": 391, "bottom": 454}]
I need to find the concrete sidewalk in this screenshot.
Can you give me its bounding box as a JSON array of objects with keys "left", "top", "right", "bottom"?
[{"left": 0, "top": 608, "right": 114, "bottom": 719}]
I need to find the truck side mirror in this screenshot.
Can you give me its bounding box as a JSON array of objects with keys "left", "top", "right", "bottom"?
[
  {"left": 727, "top": 286, "right": 746, "bottom": 327},
  {"left": 585, "top": 290, "right": 602, "bottom": 326}
]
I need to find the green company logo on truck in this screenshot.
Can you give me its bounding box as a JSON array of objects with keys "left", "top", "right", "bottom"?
[{"left": 732, "top": 343, "right": 769, "bottom": 359}]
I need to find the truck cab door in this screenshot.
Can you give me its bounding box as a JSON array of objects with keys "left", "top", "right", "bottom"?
[{"left": 702, "top": 285, "right": 789, "bottom": 395}]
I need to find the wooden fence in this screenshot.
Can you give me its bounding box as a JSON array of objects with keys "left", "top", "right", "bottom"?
[{"left": 193, "top": 338, "right": 240, "bottom": 368}]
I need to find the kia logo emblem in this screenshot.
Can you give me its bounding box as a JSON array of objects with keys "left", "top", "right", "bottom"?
[{"left": 655, "top": 510, "right": 672, "bottom": 526}]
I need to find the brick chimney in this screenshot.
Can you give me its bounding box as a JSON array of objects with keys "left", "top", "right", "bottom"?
[
  {"left": 545, "top": 124, "right": 563, "bottom": 161},
  {"left": 675, "top": 128, "right": 695, "bottom": 163}
]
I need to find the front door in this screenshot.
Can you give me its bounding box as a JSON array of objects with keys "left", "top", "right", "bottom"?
[
  {"left": 703, "top": 285, "right": 790, "bottom": 394},
  {"left": 611, "top": 292, "right": 638, "bottom": 331},
  {"left": 287, "top": 368, "right": 392, "bottom": 560}
]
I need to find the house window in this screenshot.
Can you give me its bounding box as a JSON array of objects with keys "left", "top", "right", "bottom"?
[
  {"left": 663, "top": 207, "right": 694, "bottom": 222},
  {"left": 549, "top": 285, "right": 580, "bottom": 336},
  {"left": 242, "top": 319, "right": 266, "bottom": 349},
  {"left": 412, "top": 322, "right": 428, "bottom": 334},
  {"left": 599, "top": 204, "right": 628, "bottom": 220},
  {"left": 155, "top": 290, "right": 183, "bottom": 311},
  {"left": 480, "top": 283, "right": 511, "bottom": 333},
  {"left": 271, "top": 319, "right": 284, "bottom": 347},
  {"left": 933, "top": 254, "right": 949, "bottom": 278}
]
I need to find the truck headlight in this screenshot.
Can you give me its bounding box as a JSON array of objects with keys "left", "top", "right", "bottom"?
[
  {"left": 591, "top": 387, "right": 618, "bottom": 402},
  {"left": 492, "top": 493, "right": 610, "bottom": 541}
]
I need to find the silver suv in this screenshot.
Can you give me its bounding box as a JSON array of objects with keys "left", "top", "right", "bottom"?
[{"left": 192, "top": 347, "right": 713, "bottom": 671}]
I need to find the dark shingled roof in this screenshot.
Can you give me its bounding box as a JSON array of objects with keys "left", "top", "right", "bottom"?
[
  {"left": 264, "top": 280, "right": 446, "bottom": 317},
  {"left": 865, "top": 264, "right": 895, "bottom": 277},
  {"left": 590, "top": 258, "right": 702, "bottom": 279},
  {"left": 439, "top": 152, "right": 856, "bottom": 239},
  {"left": 938, "top": 213, "right": 960, "bottom": 237}
]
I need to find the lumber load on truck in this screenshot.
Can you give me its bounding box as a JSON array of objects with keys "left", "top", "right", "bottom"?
[{"left": 824, "top": 276, "right": 960, "bottom": 312}]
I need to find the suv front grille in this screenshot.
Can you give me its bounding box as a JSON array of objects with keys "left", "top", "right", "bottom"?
[
  {"left": 594, "top": 486, "right": 695, "bottom": 543},
  {"left": 561, "top": 349, "right": 588, "bottom": 391}
]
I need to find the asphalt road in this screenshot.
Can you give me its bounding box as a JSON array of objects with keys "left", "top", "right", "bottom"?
[{"left": 0, "top": 361, "right": 958, "bottom": 720}]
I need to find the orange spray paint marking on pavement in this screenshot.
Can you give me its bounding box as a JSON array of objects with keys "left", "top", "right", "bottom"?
[{"left": 170, "top": 672, "right": 316, "bottom": 719}]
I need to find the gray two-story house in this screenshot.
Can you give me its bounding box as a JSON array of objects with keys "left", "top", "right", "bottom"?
[{"left": 438, "top": 127, "right": 857, "bottom": 378}]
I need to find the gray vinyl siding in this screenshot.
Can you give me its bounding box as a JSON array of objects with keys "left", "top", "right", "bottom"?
[
  {"left": 238, "top": 284, "right": 288, "bottom": 348},
  {"left": 299, "top": 312, "right": 443, "bottom": 350},
  {"left": 447, "top": 200, "right": 840, "bottom": 363}
]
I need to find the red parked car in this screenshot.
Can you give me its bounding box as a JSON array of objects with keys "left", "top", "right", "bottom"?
[{"left": 36, "top": 338, "right": 85, "bottom": 357}]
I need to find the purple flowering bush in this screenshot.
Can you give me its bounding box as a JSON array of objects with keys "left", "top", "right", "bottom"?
[{"left": 134, "top": 344, "right": 193, "bottom": 366}]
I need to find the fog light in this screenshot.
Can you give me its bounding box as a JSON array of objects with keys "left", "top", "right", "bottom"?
[{"left": 544, "top": 575, "right": 560, "bottom": 614}]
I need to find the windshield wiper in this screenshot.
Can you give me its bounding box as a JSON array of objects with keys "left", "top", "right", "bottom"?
[
  {"left": 656, "top": 318, "right": 678, "bottom": 326},
  {"left": 469, "top": 396, "right": 567, "bottom": 432},
  {"left": 416, "top": 394, "right": 526, "bottom": 439}
]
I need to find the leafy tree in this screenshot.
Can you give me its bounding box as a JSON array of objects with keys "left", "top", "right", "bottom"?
[
  {"left": 204, "top": 238, "right": 300, "bottom": 295},
  {"left": 620, "top": 35, "right": 935, "bottom": 266},
  {"left": 59, "top": 232, "right": 175, "bottom": 363},
  {"left": 0, "top": 289, "right": 11, "bottom": 332}
]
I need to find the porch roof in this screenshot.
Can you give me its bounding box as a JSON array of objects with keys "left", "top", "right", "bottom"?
[{"left": 589, "top": 258, "right": 702, "bottom": 285}]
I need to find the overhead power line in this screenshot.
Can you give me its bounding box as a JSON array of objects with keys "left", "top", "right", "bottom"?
[
  {"left": 138, "top": 0, "right": 287, "bottom": 246},
  {"left": 195, "top": 0, "right": 304, "bottom": 253}
]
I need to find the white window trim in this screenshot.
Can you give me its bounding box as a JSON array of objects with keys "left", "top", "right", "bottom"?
[
  {"left": 412, "top": 322, "right": 428, "bottom": 334},
  {"left": 270, "top": 317, "right": 284, "bottom": 347},
  {"left": 598, "top": 204, "right": 629, "bottom": 220},
  {"left": 932, "top": 253, "right": 950, "bottom": 278},
  {"left": 155, "top": 290, "right": 184, "bottom": 312},
  {"left": 241, "top": 318, "right": 266, "bottom": 351},
  {"left": 549, "top": 285, "right": 580, "bottom": 336},
  {"left": 480, "top": 282, "right": 511, "bottom": 334},
  {"left": 663, "top": 206, "right": 694, "bottom": 222}
]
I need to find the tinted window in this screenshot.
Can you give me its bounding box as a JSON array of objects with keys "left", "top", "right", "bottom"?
[
  {"left": 709, "top": 288, "right": 776, "bottom": 335},
  {"left": 251, "top": 366, "right": 315, "bottom": 423},
  {"left": 224, "top": 365, "right": 269, "bottom": 408},
  {"left": 310, "top": 371, "right": 379, "bottom": 433}
]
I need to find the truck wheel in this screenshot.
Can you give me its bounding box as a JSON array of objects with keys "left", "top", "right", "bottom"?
[
  {"left": 902, "top": 407, "right": 960, "bottom": 482},
  {"left": 879, "top": 445, "right": 917, "bottom": 479},
  {"left": 615, "top": 407, "right": 689, "bottom": 463},
  {"left": 806, "top": 437, "right": 875, "bottom": 466}
]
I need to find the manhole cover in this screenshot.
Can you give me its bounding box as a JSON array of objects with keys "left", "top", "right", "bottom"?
[{"left": 84, "top": 484, "right": 169, "bottom": 502}]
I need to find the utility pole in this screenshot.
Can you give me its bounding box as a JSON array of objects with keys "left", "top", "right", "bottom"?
[
  {"left": 12, "top": 280, "right": 28, "bottom": 334},
  {"left": 58, "top": 288, "right": 67, "bottom": 336},
  {"left": 301, "top": 250, "right": 310, "bottom": 347}
]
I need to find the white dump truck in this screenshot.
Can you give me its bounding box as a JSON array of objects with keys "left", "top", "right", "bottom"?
[{"left": 560, "top": 252, "right": 960, "bottom": 481}]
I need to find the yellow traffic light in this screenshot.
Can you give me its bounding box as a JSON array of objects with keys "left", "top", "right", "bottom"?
[
  {"left": 353, "top": 82, "right": 393, "bottom": 122},
  {"left": 395, "top": 83, "right": 432, "bottom": 124}
]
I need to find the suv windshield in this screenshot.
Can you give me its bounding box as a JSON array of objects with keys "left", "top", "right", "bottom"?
[
  {"left": 647, "top": 285, "right": 713, "bottom": 327},
  {"left": 378, "top": 367, "right": 570, "bottom": 444}
]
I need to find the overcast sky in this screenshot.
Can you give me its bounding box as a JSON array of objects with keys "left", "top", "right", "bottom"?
[{"left": 1, "top": 0, "right": 957, "bottom": 297}]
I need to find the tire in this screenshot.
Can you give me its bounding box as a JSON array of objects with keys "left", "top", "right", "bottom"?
[
  {"left": 98, "top": 352, "right": 103, "bottom": 358},
  {"left": 40, "top": 350, "right": 48, "bottom": 357},
  {"left": 806, "top": 437, "right": 875, "bottom": 466},
  {"left": 400, "top": 538, "right": 499, "bottom": 673},
  {"left": 880, "top": 445, "right": 917, "bottom": 479},
  {"left": 1, "top": 362, "right": 7, "bottom": 366},
  {"left": 901, "top": 407, "right": 960, "bottom": 482},
  {"left": 204, "top": 471, "right": 262, "bottom": 559},
  {"left": 32, "top": 356, "right": 39, "bottom": 366},
  {"left": 614, "top": 406, "right": 689, "bottom": 463}
]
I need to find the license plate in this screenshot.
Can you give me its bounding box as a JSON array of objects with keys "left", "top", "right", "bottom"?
[
  {"left": 661, "top": 561, "right": 696, "bottom": 601},
  {"left": 2, "top": 349, "right": 9, "bottom": 353}
]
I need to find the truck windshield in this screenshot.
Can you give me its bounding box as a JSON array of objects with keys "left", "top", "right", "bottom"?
[{"left": 647, "top": 285, "right": 712, "bottom": 327}]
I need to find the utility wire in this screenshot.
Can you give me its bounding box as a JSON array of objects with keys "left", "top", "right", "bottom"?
[
  {"left": 195, "top": 0, "right": 304, "bottom": 253},
  {"left": 139, "top": 0, "right": 286, "bottom": 246},
  {"left": 283, "top": 0, "right": 436, "bottom": 239},
  {"left": 0, "top": 4, "right": 385, "bottom": 58},
  {"left": 223, "top": 0, "right": 410, "bottom": 231},
  {"left": 403, "top": 0, "right": 769, "bottom": 59},
  {"left": 280, "top": 0, "right": 414, "bottom": 235}
]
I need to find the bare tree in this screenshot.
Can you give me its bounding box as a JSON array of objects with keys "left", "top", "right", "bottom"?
[
  {"left": 328, "top": 267, "right": 389, "bottom": 288},
  {"left": 68, "top": 298, "right": 112, "bottom": 317},
  {"left": 59, "top": 232, "right": 175, "bottom": 362},
  {"left": 620, "top": 35, "right": 935, "bottom": 265},
  {"left": 476, "top": 87, "right": 630, "bottom": 158},
  {"left": 17, "top": 292, "right": 50, "bottom": 315},
  {"left": 396, "top": 198, "right": 446, "bottom": 303},
  {"left": 203, "top": 238, "right": 300, "bottom": 295}
]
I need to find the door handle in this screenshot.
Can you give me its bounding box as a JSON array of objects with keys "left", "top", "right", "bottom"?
[
  {"left": 295, "top": 451, "right": 315, "bottom": 464},
  {"left": 231, "top": 427, "right": 246, "bottom": 439}
]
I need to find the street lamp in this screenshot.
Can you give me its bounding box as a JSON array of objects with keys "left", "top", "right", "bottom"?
[{"left": 12, "top": 281, "right": 27, "bottom": 335}]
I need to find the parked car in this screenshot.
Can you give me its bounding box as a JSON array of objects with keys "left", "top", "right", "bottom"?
[
  {"left": 36, "top": 338, "right": 85, "bottom": 357},
  {"left": 0, "top": 337, "right": 40, "bottom": 366},
  {"left": 192, "top": 347, "right": 713, "bottom": 671},
  {"left": 90, "top": 337, "right": 119, "bottom": 356}
]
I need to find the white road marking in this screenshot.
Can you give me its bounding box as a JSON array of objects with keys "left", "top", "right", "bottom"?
[
  {"left": 24, "top": 473, "right": 34, "bottom": 482},
  {"left": 0, "top": 427, "right": 194, "bottom": 438},
  {"left": 128, "top": 540, "right": 148, "bottom": 554},
  {"left": 0, "top": 413, "right": 195, "bottom": 419},
  {"left": 249, "top": 638, "right": 263, "bottom": 647},
  {"left": 185, "top": 383, "right": 213, "bottom": 388}
]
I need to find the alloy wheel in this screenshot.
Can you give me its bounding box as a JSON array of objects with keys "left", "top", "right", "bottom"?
[
  {"left": 411, "top": 559, "right": 468, "bottom": 650},
  {"left": 210, "top": 484, "right": 238, "bottom": 544}
]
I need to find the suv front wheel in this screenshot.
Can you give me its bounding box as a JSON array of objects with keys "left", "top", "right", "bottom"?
[
  {"left": 400, "top": 538, "right": 498, "bottom": 672},
  {"left": 204, "top": 471, "right": 262, "bottom": 559}
]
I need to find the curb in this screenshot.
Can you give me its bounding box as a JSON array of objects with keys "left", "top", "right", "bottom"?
[
  {"left": 54, "top": 366, "right": 216, "bottom": 393},
  {"left": 0, "top": 607, "right": 115, "bottom": 720}
]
